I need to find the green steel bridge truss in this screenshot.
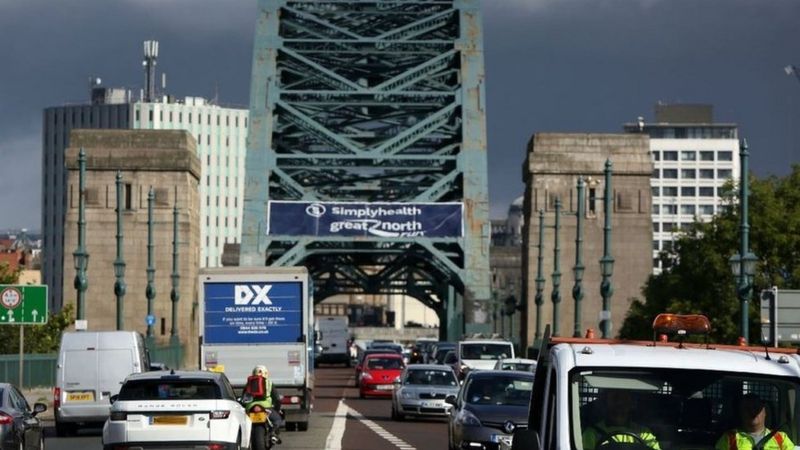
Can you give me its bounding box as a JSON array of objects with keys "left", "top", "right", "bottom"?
[{"left": 240, "top": 0, "right": 490, "bottom": 336}]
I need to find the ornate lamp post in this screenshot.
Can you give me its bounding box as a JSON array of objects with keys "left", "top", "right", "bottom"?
[
  {"left": 534, "top": 210, "right": 546, "bottom": 343},
  {"left": 728, "top": 139, "right": 757, "bottom": 343},
  {"left": 551, "top": 198, "right": 562, "bottom": 336},
  {"left": 145, "top": 188, "right": 156, "bottom": 345},
  {"left": 73, "top": 148, "right": 89, "bottom": 324},
  {"left": 113, "top": 171, "right": 126, "bottom": 330},
  {"left": 572, "top": 177, "right": 586, "bottom": 338},
  {"left": 170, "top": 204, "right": 181, "bottom": 345},
  {"left": 599, "top": 159, "right": 615, "bottom": 338}
]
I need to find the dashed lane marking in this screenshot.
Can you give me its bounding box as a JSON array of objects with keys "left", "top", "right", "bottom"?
[{"left": 346, "top": 404, "right": 417, "bottom": 450}]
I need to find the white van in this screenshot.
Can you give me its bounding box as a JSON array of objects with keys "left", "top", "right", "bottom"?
[
  {"left": 315, "top": 316, "right": 351, "bottom": 367},
  {"left": 54, "top": 331, "right": 150, "bottom": 436}
]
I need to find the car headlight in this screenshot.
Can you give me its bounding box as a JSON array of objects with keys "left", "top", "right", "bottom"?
[
  {"left": 401, "top": 390, "right": 413, "bottom": 399},
  {"left": 456, "top": 409, "right": 482, "bottom": 427},
  {"left": 361, "top": 372, "right": 373, "bottom": 381}
]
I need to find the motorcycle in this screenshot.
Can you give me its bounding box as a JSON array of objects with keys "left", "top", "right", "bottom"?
[{"left": 241, "top": 394, "right": 282, "bottom": 449}]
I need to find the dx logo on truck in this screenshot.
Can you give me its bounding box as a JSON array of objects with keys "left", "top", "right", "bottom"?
[{"left": 234, "top": 284, "right": 273, "bottom": 305}]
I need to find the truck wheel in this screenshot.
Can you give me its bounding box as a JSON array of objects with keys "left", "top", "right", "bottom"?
[
  {"left": 55, "top": 420, "right": 74, "bottom": 437},
  {"left": 297, "top": 421, "right": 309, "bottom": 431}
]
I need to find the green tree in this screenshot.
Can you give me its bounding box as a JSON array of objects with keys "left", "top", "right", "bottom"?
[
  {"left": 620, "top": 165, "right": 800, "bottom": 342},
  {"left": 0, "top": 262, "right": 20, "bottom": 284}
]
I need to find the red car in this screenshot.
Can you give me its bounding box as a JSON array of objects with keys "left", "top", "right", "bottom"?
[{"left": 358, "top": 353, "right": 405, "bottom": 398}]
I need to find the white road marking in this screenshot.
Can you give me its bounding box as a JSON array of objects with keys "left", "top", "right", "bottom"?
[
  {"left": 324, "top": 399, "right": 349, "bottom": 450},
  {"left": 346, "top": 404, "right": 417, "bottom": 450}
]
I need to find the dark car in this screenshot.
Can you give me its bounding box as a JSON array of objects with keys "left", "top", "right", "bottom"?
[
  {"left": 432, "top": 343, "right": 456, "bottom": 364},
  {"left": 0, "top": 383, "right": 47, "bottom": 450},
  {"left": 446, "top": 370, "right": 533, "bottom": 450}
]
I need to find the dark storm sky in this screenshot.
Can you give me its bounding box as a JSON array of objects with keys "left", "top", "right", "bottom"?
[{"left": 1, "top": 0, "right": 798, "bottom": 230}]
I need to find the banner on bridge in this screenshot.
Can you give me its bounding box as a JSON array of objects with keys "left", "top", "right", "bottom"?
[{"left": 267, "top": 201, "right": 464, "bottom": 238}]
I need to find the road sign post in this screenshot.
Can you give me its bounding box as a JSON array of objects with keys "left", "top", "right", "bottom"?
[{"left": 0, "top": 285, "right": 48, "bottom": 388}]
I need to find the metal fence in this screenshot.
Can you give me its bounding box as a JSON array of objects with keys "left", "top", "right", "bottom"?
[
  {"left": 0, "top": 342, "right": 185, "bottom": 388},
  {"left": 0, "top": 353, "right": 58, "bottom": 388}
]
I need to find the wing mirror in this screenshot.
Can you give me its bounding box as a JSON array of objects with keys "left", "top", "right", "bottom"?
[
  {"left": 109, "top": 395, "right": 119, "bottom": 404},
  {"left": 444, "top": 395, "right": 457, "bottom": 406},
  {"left": 32, "top": 403, "right": 47, "bottom": 416},
  {"left": 511, "top": 430, "right": 541, "bottom": 450},
  {"left": 240, "top": 393, "right": 254, "bottom": 405}
]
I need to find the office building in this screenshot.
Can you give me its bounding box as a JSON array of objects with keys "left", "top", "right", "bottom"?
[{"left": 624, "top": 104, "right": 739, "bottom": 273}]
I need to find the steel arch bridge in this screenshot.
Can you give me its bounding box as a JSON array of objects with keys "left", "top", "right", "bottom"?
[{"left": 240, "top": 0, "right": 490, "bottom": 338}]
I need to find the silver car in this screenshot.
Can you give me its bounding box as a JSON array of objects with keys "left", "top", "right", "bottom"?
[{"left": 391, "top": 365, "right": 459, "bottom": 420}]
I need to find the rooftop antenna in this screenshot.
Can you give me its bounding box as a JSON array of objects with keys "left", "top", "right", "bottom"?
[
  {"left": 162, "top": 73, "right": 167, "bottom": 97},
  {"left": 143, "top": 40, "right": 159, "bottom": 102}
]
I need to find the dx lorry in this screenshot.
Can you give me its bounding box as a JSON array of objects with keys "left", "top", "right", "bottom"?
[{"left": 199, "top": 267, "right": 314, "bottom": 431}]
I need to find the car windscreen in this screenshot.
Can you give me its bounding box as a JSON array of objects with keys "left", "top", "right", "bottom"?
[
  {"left": 118, "top": 379, "right": 222, "bottom": 401},
  {"left": 570, "top": 368, "right": 800, "bottom": 450},
  {"left": 465, "top": 375, "right": 533, "bottom": 406},
  {"left": 371, "top": 344, "right": 402, "bottom": 353},
  {"left": 502, "top": 363, "right": 534, "bottom": 372},
  {"left": 366, "top": 358, "right": 403, "bottom": 370},
  {"left": 461, "top": 343, "right": 512, "bottom": 360},
  {"left": 405, "top": 369, "right": 458, "bottom": 386},
  {"left": 435, "top": 347, "right": 455, "bottom": 363}
]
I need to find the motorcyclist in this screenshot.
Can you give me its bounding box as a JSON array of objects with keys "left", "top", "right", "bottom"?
[{"left": 243, "top": 365, "right": 284, "bottom": 444}]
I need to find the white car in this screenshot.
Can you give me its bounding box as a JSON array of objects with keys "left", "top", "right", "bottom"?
[{"left": 103, "top": 370, "right": 251, "bottom": 450}]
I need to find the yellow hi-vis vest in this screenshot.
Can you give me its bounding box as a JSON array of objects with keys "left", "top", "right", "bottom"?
[
  {"left": 715, "top": 429, "right": 794, "bottom": 450},
  {"left": 582, "top": 422, "right": 661, "bottom": 450},
  {"left": 245, "top": 378, "right": 274, "bottom": 410}
]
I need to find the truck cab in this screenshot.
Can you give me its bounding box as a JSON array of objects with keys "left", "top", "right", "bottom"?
[{"left": 511, "top": 315, "right": 800, "bottom": 450}]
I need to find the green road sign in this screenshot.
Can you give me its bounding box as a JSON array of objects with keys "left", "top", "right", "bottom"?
[{"left": 0, "top": 285, "right": 48, "bottom": 325}]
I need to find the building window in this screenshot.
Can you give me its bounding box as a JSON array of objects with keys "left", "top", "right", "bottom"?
[
  {"left": 699, "top": 169, "right": 715, "bottom": 179},
  {"left": 179, "top": 112, "right": 183, "bottom": 123},
  {"left": 160, "top": 111, "right": 164, "bottom": 121},
  {"left": 225, "top": 217, "right": 228, "bottom": 227},
  {"left": 662, "top": 240, "right": 673, "bottom": 252},
  {"left": 651, "top": 187, "right": 659, "bottom": 197},
  {"left": 653, "top": 258, "right": 660, "bottom": 269},
  {"left": 681, "top": 186, "right": 696, "bottom": 197},
  {"left": 216, "top": 217, "right": 219, "bottom": 226},
  {"left": 236, "top": 117, "right": 239, "bottom": 127},
  {"left": 188, "top": 113, "right": 192, "bottom": 124},
  {"left": 663, "top": 186, "right": 678, "bottom": 196},
  {"left": 653, "top": 240, "right": 660, "bottom": 251},
  {"left": 718, "top": 169, "right": 733, "bottom": 178},
  {"left": 651, "top": 151, "right": 660, "bottom": 161},
  {"left": 663, "top": 222, "right": 676, "bottom": 232},
  {"left": 663, "top": 169, "right": 678, "bottom": 179},
  {"left": 207, "top": 135, "right": 210, "bottom": 145},
  {"left": 226, "top": 116, "right": 230, "bottom": 126},
  {"left": 653, "top": 222, "right": 660, "bottom": 232},
  {"left": 663, "top": 205, "right": 678, "bottom": 214},
  {"left": 652, "top": 169, "right": 660, "bottom": 179},
  {"left": 226, "top": 137, "right": 229, "bottom": 147},
  {"left": 681, "top": 169, "right": 696, "bottom": 179},
  {"left": 206, "top": 216, "right": 210, "bottom": 226},
  {"left": 699, "top": 204, "right": 714, "bottom": 215},
  {"left": 244, "top": 118, "right": 248, "bottom": 128},
  {"left": 680, "top": 151, "right": 696, "bottom": 161},
  {"left": 663, "top": 151, "right": 678, "bottom": 161},
  {"left": 699, "top": 187, "right": 714, "bottom": 197},
  {"left": 135, "top": 110, "right": 140, "bottom": 121},
  {"left": 652, "top": 204, "right": 660, "bottom": 214},
  {"left": 149, "top": 110, "right": 153, "bottom": 121},
  {"left": 700, "top": 151, "right": 714, "bottom": 161},
  {"left": 680, "top": 205, "right": 696, "bottom": 215},
  {"left": 124, "top": 183, "right": 133, "bottom": 210},
  {"left": 217, "top": 115, "right": 220, "bottom": 126},
  {"left": 208, "top": 115, "right": 211, "bottom": 125},
  {"left": 235, "top": 197, "right": 238, "bottom": 208},
  {"left": 198, "top": 113, "right": 202, "bottom": 124},
  {"left": 235, "top": 217, "right": 238, "bottom": 227},
  {"left": 206, "top": 196, "right": 210, "bottom": 206},
  {"left": 207, "top": 155, "right": 211, "bottom": 165},
  {"left": 718, "top": 151, "right": 733, "bottom": 161}
]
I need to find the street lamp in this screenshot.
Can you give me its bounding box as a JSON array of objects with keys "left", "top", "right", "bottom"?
[
  {"left": 73, "top": 148, "right": 89, "bottom": 324},
  {"left": 599, "top": 159, "right": 615, "bottom": 338},
  {"left": 533, "top": 210, "right": 546, "bottom": 344},
  {"left": 572, "top": 176, "right": 586, "bottom": 338},
  {"left": 113, "top": 171, "right": 127, "bottom": 331},
  {"left": 730, "top": 138, "right": 757, "bottom": 343},
  {"left": 551, "top": 198, "right": 562, "bottom": 337}
]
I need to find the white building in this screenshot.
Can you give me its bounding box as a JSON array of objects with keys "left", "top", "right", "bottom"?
[
  {"left": 624, "top": 104, "right": 739, "bottom": 274},
  {"left": 42, "top": 86, "right": 247, "bottom": 310}
]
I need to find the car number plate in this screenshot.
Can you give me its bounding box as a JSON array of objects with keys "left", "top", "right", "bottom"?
[
  {"left": 421, "top": 401, "right": 439, "bottom": 407},
  {"left": 376, "top": 384, "right": 394, "bottom": 390},
  {"left": 491, "top": 434, "right": 513, "bottom": 445},
  {"left": 66, "top": 391, "right": 94, "bottom": 402},
  {"left": 151, "top": 415, "right": 188, "bottom": 425},
  {"left": 248, "top": 411, "right": 268, "bottom": 423}
]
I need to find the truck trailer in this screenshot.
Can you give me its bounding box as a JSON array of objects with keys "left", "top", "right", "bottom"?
[{"left": 199, "top": 267, "right": 314, "bottom": 431}]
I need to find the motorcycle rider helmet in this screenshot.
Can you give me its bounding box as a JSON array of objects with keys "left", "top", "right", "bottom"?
[{"left": 252, "top": 365, "right": 268, "bottom": 377}]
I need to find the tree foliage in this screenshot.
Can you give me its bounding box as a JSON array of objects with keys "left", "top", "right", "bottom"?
[
  {"left": 620, "top": 165, "right": 800, "bottom": 343},
  {"left": 0, "top": 264, "right": 75, "bottom": 354}
]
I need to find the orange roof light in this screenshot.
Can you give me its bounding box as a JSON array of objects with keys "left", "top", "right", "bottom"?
[{"left": 652, "top": 314, "right": 710, "bottom": 336}]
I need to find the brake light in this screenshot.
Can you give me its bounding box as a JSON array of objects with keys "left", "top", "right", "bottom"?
[
  {"left": 281, "top": 396, "right": 301, "bottom": 405},
  {"left": 208, "top": 444, "right": 226, "bottom": 450},
  {"left": 0, "top": 412, "right": 12, "bottom": 425},
  {"left": 113, "top": 446, "right": 129, "bottom": 450},
  {"left": 210, "top": 410, "right": 230, "bottom": 420},
  {"left": 110, "top": 411, "right": 127, "bottom": 421},
  {"left": 53, "top": 387, "right": 61, "bottom": 410}
]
